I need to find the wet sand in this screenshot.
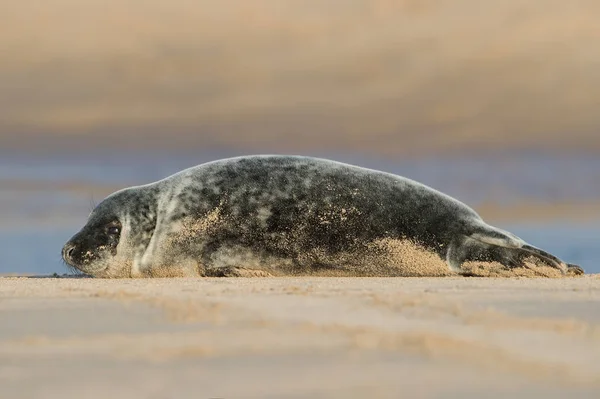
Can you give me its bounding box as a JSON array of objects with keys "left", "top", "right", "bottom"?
[{"left": 1, "top": 276, "right": 599, "bottom": 398}]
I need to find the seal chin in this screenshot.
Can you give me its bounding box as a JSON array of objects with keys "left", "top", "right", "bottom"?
[{"left": 66, "top": 260, "right": 108, "bottom": 277}]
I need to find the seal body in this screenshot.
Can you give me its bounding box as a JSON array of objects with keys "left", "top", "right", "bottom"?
[{"left": 62, "top": 155, "right": 583, "bottom": 278}]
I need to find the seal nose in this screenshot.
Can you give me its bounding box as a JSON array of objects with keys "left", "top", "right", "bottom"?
[{"left": 62, "top": 243, "right": 75, "bottom": 262}]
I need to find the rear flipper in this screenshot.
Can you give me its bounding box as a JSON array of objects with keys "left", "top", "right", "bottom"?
[
  {"left": 505, "top": 248, "right": 584, "bottom": 275},
  {"left": 567, "top": 263, "right": 585, "bottom": 275},
  {"left": 446, "top": 236, "right": 529, "bottom": 274},
  {"left": 446, "top": 221, "right": 582, "bottom": 275},
  {"left": 520, "top": 244, "right": 569, "bottom": 273}
]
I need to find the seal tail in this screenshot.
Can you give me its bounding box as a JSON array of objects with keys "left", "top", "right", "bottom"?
[{"left": 467, "top": 222, "right": 569, "bottom": 274}]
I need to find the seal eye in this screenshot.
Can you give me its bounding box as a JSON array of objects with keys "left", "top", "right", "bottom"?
[{"left": 107, "top": 226, "right": 120, "bottom": 235}]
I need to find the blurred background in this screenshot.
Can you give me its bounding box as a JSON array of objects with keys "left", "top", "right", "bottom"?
[{"left": 1, "top": 0, "right": 599, "bottom": 275}]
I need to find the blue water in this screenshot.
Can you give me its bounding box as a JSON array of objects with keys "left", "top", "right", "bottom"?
[
  {"left": 1, "top": 151, "right": 599, "bottom": 275},
  {"left": 0, "top": 229, "right": 75, "bottom": 275}
]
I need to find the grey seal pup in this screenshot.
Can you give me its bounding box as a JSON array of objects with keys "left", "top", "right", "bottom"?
[{"left": 61, "top": 155, "right": 584, "bottom": 278}]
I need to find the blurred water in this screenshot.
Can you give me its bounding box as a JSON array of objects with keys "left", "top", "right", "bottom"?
[
  {"left": 2, "top": 150, "right": 600, "bottom": 205},
  {"left": 0, "top": 229, "right": 74, "bottom": 275},
  {"left": 0, "top": 151, "right": 598, "bottom": 275}
]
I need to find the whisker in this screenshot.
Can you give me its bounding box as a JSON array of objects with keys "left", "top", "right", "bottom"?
[
  {"left": 88, "top": 194, "right": 97, "bottom": 213},
  {"left": 59, "top": 253, "right": 84, "bottom": 277}
]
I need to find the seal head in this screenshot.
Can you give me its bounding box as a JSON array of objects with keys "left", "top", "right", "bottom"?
[
  {"left": 62, "top": 185, "right": 157, "bottom": 277},
  {"left": 62, "top": 216, "right": 121, "bottom": 276}
]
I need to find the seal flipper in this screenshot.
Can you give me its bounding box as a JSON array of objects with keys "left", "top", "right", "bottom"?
[
  {"left": 466, "top": 222, "right": 569, "bottom": 274},
  {"left": 446, "top": 235, "right": 478, "bottom": 274},
  {"left": 521, "top": 244, "right": 568, "bottom": 273},
  {"left": 567, "top": 263, "right": 585, "bottom": 275}
]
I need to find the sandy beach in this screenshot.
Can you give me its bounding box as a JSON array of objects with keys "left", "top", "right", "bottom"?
[{"left": 1, "top": 275, "right": 599, "bottom": 398}]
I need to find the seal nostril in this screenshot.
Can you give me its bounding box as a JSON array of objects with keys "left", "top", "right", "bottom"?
[{"left": 63, "top": 244, "right": 75, "bottom": 261}]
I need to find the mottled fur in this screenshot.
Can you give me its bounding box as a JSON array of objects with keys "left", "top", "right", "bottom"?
[{"left": 62, "top": 155, "right": 584, "bottom": 278}]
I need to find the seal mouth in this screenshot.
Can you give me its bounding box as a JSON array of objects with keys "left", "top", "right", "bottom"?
[
  {"left": 61, "top": 242, "right": 103, "bottom": 276},
  {"left": 61, "top": 250, "right": 86, "bottom": 276}
]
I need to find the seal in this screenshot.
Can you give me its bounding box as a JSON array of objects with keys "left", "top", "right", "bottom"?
[{"left": 61, "top": 155, "right": 584, "bottom": 278}]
